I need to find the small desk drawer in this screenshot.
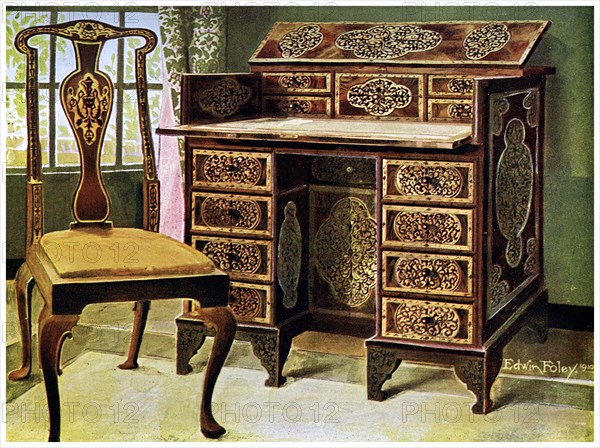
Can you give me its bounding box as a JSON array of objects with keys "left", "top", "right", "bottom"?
[
  {"left": 192, "top": 149, "right": 272, "bottom": 193},
  {"left": 382, "top": 205, "right": 473, "bottom": 252},
  {"left": 382, "top": 297, "right": 473, "bottom": 344},
  {"left": 229, "top": 282, "right": 272, "bottom": 324},
  {"left": 428, "top": 99, "right": 473, "bottom": 122},
  {"left": 382, "top": 251, "right": 473, "bottom": 297},
  {"left": 192, "top": 236, "right": 272, "bottom": 282},
  {"left": 264, "top": 95, "right": 332, "bottom": 118},
  {"left": 191, "top": 192, "right": 272, "bottom": 237},
  {"left": 263, "top": 72, "right": 331, "bottom": 94},
  {"left": 383, "top": 159, "right": 474, "bottom": 205},
  {"left": 428, "top": 75, "right": 474, "bottom": 97}
]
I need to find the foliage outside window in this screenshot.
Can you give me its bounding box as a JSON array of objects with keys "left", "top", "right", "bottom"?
[{"left": 5, "top": 7, "right": 163, "bottom": 171}]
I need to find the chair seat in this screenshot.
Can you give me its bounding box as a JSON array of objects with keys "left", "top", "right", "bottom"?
[{"left": 37, "top": 227, "right": 216, "bottom": 279}]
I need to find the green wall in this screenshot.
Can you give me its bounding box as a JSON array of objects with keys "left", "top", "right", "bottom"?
[
  {"left": 6, "top": 6, "right": 594, "bottom": 308},
  {"left": 225, "top": 6, "right": 594, "bottom": 307}
]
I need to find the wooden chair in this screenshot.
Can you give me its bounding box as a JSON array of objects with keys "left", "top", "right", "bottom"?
[{"left": 8, "top": 20, "right": 236, "bottom": 442}]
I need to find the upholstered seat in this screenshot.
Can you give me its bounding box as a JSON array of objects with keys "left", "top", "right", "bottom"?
[{"left": 38, "top": 227, "right": 216, "bottom": 279}]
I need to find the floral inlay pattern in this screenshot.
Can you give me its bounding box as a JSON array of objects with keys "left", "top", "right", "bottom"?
[
  {"left": 393, "top": 211, "right": 462, "bottom": 246},
  {"left": 523, "top": 237, "right": 538, "bottom": 276},
  {"left": 200, "top": 197, "right": 261, "bottom": 230},
  {"left": 394, "top": 302, "right": 460, "bottom": 340},
  {"left": 278, "top": 74, "right": 312, "bottom": 90},
  {"left": 488, "top": 264, "right": 510, "bottom": 310},
  {"left": 278, "top": 98, "right": 312, "bottom": 115},
  {"left": 496, "top": 119, "right": 533, "bottom": 268},
  {"left": 347, "top": 78, "right": 412, "bottom": 116},
  {"left": 65, "top": 73, "right": 111, "bottom": 145},
  {"left": 203, "top": 241, "right": 262, "bottom": 274},
  {"left": 202, "top": 154, "right": 262, "bottom": 186},
  {"left": 393, "top": 256, "right": 462, "bottom": 292},
  {"left": 523, "top": 89, "right": 539, "bottom": 128},
  {"left": 196, "top": 78, "right": 251, "bottom": 117},
  {"left": 335, "top": 24, "right": 442, "bottom": 59},
  {"left": 448, "top": 103, "right": 473, "bottom": 119},
  {"left": 229, "top": 286, "right": 262, "bottom": 318},
  {"left": 448, "top": 78, "right": 474, "bottom": 94},
  {"left": 491, "top": 97, "right": 510, "bottom": 136},
  {"left": 279, "top": 24, "right": 323, "bottom": 58},
  {"left": 277, "top": 202, "right": 302, "bottom": 309},
  {"left": 315, "top": 197, "right": 377, "bottom": 308},
  {"left": 395, "top": 164, "right": 464, "bottom": 199},
  {"left": 463, "top": 23, "right": 511, "bottom": 60}
]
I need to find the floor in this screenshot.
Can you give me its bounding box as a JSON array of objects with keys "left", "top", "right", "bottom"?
[
  {"left": 4, "top": 339, "right": 595, "bottom": 443},
  {"left": 3, "top": 281, "right": 596, "bottom": 443}
]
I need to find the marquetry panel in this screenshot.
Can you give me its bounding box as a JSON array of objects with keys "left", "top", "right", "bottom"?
[
  {"left": 428, "top": 99, "right": 473, "bottom": 122},
  {"left": 383, "top": 159, "right": 474, "bottom": 204},
  {"left": 191, "top": 149, "right": 272, "bottom": 193},
  {"left": 382, "top": 251, "right": 473, "bottom": 297},
  {"left": 191, "top": 192, "right": 272, "bottom": 237},
  {"left": 382, "top": 297, "right": 473, "bottom": 344},
  {"left": 263, "top": 72, "right": 331, "bottom": 94},
  {"left": 264, "top": 95, "right": 332, "bottom": 118},
  {"left": 250, "top": 21, "right": 550, "bottom": 66},
  {"left": 428, "top": 75, "right": 474, "bottom": 97},
  {"left": 190, "top": 282, "right": 272, "bottom": 324},
  {"left": 382, "top": 205, "right": 473, "bottom": 252},
  {"left": 335, "top": 73, "right": 423, "bottom": 120},
  {"left": 192, "top": 236, "right": 272, "bottom": 282}
]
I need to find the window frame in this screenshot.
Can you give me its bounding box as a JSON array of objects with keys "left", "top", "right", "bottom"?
[{"left": 5, "top": 6, "right": 162, "bottom": 175}]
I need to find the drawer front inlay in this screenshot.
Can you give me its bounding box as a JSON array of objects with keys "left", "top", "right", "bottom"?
[
  {"left": 229, "top": 282, "right": 271, "bottom": 324},
  {"left": 428, "top": 99, "right": 473, "bottom": 122},
  {"left": 263, "top": 71, "right": 331, "bottom": 94},
  {"left": 382, "top": 205, "right": 473, "bottom": 251},
  {"left": 383, "top": 159, "right": 474, "bottom": 204},
  {"left": 192, "top": 193, "right": 272, "bottom": 237},
  {"left": 382, "top": 297, "right": 473, "bottom": 344},
  {"left": 383, "top": 251, "right": 473, "bottom": 297},
  {"left": 192, "top": 149, "right": 271, "bottom": 192},
  {"left": 192, "top": 236, "right": 272, "bottom": 282},
  {"left": 336, "top": 73, "right": 423, "bottom": 120},
  {"left": 264, "top": 95, "right": 332, "bottom": 118},
  {"left": 428, "top": 75, "right": 474, "bottom": 96}
]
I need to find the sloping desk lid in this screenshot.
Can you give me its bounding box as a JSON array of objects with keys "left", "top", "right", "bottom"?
[{"left": 249, "top": 21, "right": 550, "bottom": 66}]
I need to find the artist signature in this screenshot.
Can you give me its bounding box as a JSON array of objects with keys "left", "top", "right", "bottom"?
[{"left": 503, "top": 358, "right": 594, "bottom": 378}]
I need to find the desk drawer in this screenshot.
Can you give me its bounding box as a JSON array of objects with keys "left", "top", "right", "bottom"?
[
  {"left": 229, "top": 282, "right": 272, "bottom": 324},
  {"left": 263, "top": 72, "right": 331, "bottom": 94},
  {"left": 335, "top": 73, "right": 423, "bottom": 120},
  {"left": 382, "top": 205, "right": 473, "bottom": 252},
  {"left": 383, "top": 159, "right": 474, "bottom": 204},
  {"left": 264, "top": 95, "right": 332, "bottom": 118},
  {"left": 382, "top": 297, "right": 473, "bottom": 344},
  {"left": 191, "top": 192, "right": 272, "bottom": 237},
  {"left": 192, "top": 149, "right": 272, "bottom": 193},
  {"left": 382, "top": 251, "right": 473, "bottom": 297},
  {"left": 192, "top": 236, "right": 272, "bottom": 282},
  {"left": 428, "top": 75, "right": 474, "bottom": 97},
  {"left": 428, "top": 99, "right": 473, "bottom": 122}
]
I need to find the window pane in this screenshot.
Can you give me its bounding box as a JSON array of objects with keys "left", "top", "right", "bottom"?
[
  {"left": 125, "top": 12, "right": 162, "bottom": 84},
  {"left": 6, "top": 88, "right": 49, "bottom": 168},
  {"left": 122, "top": 89, "right": 142, "bottom": 165},
  {"left": 6, "top": 10, "right": 52, "bottom": 83}
]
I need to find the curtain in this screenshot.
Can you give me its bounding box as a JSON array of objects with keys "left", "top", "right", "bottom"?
[{"left": 157, "top": 6, "right": 226, "bottom": 240}]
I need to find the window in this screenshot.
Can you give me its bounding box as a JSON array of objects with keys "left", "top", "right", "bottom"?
[{"left": 5, "top": 7, "right": 163, "bottom": 171}]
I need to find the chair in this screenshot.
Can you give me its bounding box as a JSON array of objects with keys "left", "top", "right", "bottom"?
[{"left": 8, "top": 20, "right": 236, "bottom": 442}]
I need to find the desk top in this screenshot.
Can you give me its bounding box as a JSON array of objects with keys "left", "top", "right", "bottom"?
[{"left": 158, "top": 117, "right": 473, "bottom": 149}]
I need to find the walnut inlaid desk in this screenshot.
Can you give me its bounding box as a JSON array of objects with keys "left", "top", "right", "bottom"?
[{"left": 158, "top": 20, "right": 554, "bottom": 412}]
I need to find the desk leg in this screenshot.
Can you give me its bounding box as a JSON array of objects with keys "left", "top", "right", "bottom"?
[{"left": 249, "top": 329, "right": 292, "bottom": 387}]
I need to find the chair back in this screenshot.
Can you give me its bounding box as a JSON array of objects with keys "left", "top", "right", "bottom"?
[{"left": 15, "top": 20, "right": 160, "bottom": 248}]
